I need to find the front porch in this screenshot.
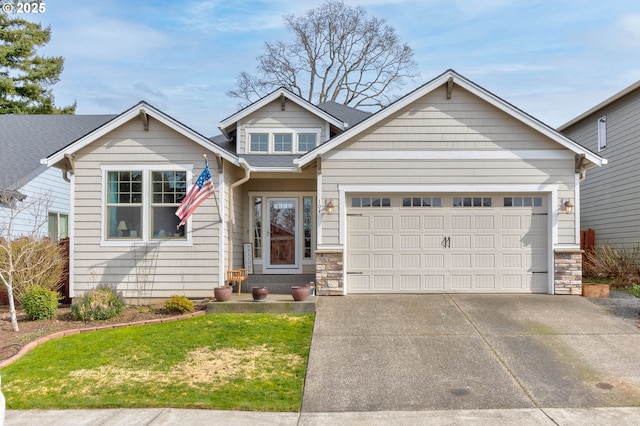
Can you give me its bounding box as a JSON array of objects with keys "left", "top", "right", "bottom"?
[{"left": 209, "top": 273, "right": 317, "bottom": 314}]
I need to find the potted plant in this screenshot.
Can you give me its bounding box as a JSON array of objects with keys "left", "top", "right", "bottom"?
[
  {"left": 214, "top": 285, "right": 232, "bottom": 302},
  {"left": 252, "top": 286, "right": 268, "bottom": 302},
  {"left": 291, "top": 286, "right": 309, "bottom": 301}
]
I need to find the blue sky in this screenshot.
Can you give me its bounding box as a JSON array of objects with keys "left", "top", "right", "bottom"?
[{"left": 18, "top": 0, "right": 640, "bottom": 136}]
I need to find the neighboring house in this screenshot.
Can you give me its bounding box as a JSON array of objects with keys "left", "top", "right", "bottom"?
[
  {"left": 43, "top": 70, "right": 605, "bottom": 299},
  {"left": 0, "top": 114, "right": 116, "bottom": 239},
  {"left": 559, "top": 81, "right": 639, "bottom": 247}
]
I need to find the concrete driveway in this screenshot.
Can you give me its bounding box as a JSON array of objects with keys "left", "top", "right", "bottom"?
[{"left": 301, "top": 294, "right": 640, "bottom": 412}]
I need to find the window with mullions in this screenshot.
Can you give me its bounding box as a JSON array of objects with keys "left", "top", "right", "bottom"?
[
  {"left": 453, "top": 197, "right": 492, "bottom": 207},
  {"left": 151, "top": 171, "right": 186, "bottom": 239},
  {"left": 298, "top": 133, "right": 316, "bottom": 152},
  {"left": 107, "top": 171, "right": 143, "bottom": 239},
  {"left": 503, "top": 197, "right": 543, "bottom": 207},
  {"left": 106, "top": 169, "right": 187, "bottom": 241},
  {"left": 351, "top": 197, "right": 391, "bottom": 207},
  {"left": 274, "top": 133, "right": 292, "bottom": 152},
  {"left": 250, "top": 133, "right": 269, "bottom": 152},
  {"left": 402, "top": 197, "right": 441, "bottom": 207}
]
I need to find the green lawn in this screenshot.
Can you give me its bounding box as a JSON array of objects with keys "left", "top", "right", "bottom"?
[{"left": 1, "top": 313, "right": 314, "bottom": 411}]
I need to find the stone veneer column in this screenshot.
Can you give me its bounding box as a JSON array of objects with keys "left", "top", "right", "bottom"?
[
  {"left": 554, "top": 249, "right": 582, "bottom": 295},
  {"left": 315, "top": 249, "right": 344, "bottom": 295}
]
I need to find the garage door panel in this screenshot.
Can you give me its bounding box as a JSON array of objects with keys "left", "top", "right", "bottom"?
[
  {"left": 373, "top": 254, "right": 393, "bottom": 268},
  {"left": 424, "top": 253, "right": 444, "bottom": 268},
  {"left": 373, "top": 235, "right": 393, "bottom": 249},
  {"left": 475, "top": 235, "right": 495, "bottom": 249},
  {"left": 423, "top": 216, "right": 444, "bottom": 230},
  {"left": 401, "top": 254, "right": 421, "bottom": 268},
  {"left": 400, "top": 275, "right": 421, "bottom": 290},
  {"left": 401, "top": 216, "right": 421, "bottom": 230},
  {"left": 373, "top": 275, "right": 393, "bottom": 289},
  {"left": 451, "top": 215, "right": 471, "bottom": 229},
  {"left": 475, "top": 254, "right": 495, "bottom": 268},
  {"left": 451, "top": 275, "right": 472, "bottom": 289},
  {"left": 373, "top": 216, "right": 393, "bottom": 229},
  {"left": 347, "top": 194, "right": 549, "bottom": 294},
  {"left": 425, "top": 275, "right": 445, "bottom": 289},
  {"left": 401, "top": 235, "right": 421, "bottom": 249}
]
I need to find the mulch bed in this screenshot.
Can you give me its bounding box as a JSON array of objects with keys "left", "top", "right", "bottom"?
[{"left": 0, "top": 302, "right": 209, "bottom": 363}]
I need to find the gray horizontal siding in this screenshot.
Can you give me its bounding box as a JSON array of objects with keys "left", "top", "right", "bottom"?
[
  {"left": 563, "top": 88, "right": 640, "bottom": 246},
  {"left": 71, "top": 117, "right": 223, "bottom": 298}
]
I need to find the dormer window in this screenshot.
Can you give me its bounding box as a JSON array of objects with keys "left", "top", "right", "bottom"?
[
  {"left": 250, "top": 133, "right": 269, "bottom": 152},
  {"left": 298, "top": 134, "right": 316, "bottom": 152},
  {"left": 274, "top": 133, "right": 293, "bottom": 152},
  {"left": 247, "top": 129, "right": 320, "bottom": 154}
]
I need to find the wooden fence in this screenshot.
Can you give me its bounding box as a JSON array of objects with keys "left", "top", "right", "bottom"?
[{"left": 580, "top": 229, "right": 595, "bottom": 269}]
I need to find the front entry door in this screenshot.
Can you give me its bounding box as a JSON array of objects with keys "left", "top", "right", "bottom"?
[{"left": 267, "top": 198, "right": 298, "bottom": 269}]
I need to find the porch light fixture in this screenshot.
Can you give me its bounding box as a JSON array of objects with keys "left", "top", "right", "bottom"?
[
  {"left": 563, "top": 200, "right": 573, "bottom": 214},
  {"left": 325, "top": 199, "right": 335, "bottom": 215}
]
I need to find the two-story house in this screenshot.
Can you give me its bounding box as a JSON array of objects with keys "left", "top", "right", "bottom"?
[
  {"left": 559, "top": 80, "right": 640, "bottom": 248},
  {"left": 43, "top": 70, "right": 605, "bottom": 300}
]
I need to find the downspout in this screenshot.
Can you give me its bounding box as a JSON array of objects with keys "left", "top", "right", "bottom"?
[{"left": 227, "top": 159, "right": 251, "bottom": 269}]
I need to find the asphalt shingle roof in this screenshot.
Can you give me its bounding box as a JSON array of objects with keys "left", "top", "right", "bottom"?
[
  {"left": 0, "top": 114, "right": 116, "bottom": 189},
  {"left": 316, "top": 101, "right": 372, "bottom": 127}
]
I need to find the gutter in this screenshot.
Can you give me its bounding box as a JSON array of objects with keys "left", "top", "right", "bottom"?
[{"left": 227, "top": 158, "right": 251, "bottom": 269}]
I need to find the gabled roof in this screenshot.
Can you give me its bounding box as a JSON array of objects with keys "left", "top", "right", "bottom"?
[
  {"left": 296, "top": 69, "right": 607, "bottom": 169},
  {"left": 0, "top": 114, "right": 116, "bottom": 190},
  {"left": 558, "top": 80, "right": 640, "bottom": 131},
  {"left": 44, "top": 101, "right": 239, "bottom": 168},
  {"left": 218, "top": 87, "right": 346, "bottom": 135}
]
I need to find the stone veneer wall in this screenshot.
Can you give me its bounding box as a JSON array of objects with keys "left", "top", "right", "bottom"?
[
  {"left": 554, "top": 249, "right": 582, "bottom": 295},
  {"left": 315, "top": 249, "right": 344, "bottom": 295}
]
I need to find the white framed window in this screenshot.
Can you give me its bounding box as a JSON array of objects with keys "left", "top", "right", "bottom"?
[
  {"left": 598, "top": 116, "right": 607, "bottom": 152},
  {"left": 298, "top": 133, "right": 316, "bottom": 152},
  {"left": 103, "top": 165, "right": 190, "bottom": 244},
  {"left": 250, "top": 133, "right": 269, "bottom": 152},
  {"left": 48, "top": 212, "right": 68, "bottom": 241},
  {"left": 274, "top": 133, "right": 293, "bottom": 152},
  {"left": 247, "top": 128, "right": 320, "bottom": 154}
]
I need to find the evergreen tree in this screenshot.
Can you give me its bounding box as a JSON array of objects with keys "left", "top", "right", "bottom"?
[{"left": 0, "top": 12, "right": 75, "bottom": 114}]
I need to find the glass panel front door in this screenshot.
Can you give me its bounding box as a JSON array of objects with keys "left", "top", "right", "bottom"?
[{"left": 268, "top": 198, "right": 298, "bottom": 268}]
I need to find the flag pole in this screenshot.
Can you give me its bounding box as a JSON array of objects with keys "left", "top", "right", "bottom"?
[{"left": 204, "top": 153, "right": 222, "bottom": 221}]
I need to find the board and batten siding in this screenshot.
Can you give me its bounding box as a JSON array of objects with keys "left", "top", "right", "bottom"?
[
  {"left": 71, "top": 117, "right": 222, "bottom": 299},
  {"left": 320, "top": 84, "right": 577, "bottom": 246},
  {"left": 238, "top": 99, "right": 328, "bottom": 153},
  {"left": 562, "top": 90, "right": 640, "bottom": 247}
]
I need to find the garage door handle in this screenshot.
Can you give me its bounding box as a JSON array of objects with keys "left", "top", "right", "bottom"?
[{"left": 441, "top": 236, "right": 451, "bottom": 248}]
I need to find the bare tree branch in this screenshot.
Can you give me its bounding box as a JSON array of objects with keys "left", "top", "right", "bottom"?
[{"left": 227, "top": 0, "right": 418, "bottom": 110}]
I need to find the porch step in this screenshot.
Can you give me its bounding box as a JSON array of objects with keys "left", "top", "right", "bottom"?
[
  {"left": 235, "top": 274, "right": 315, "bottom": 295},
  {"left": 206, "top": 292, "right": 316, "bottom": 314}
]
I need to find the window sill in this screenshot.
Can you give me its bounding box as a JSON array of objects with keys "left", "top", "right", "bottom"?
[{"left": 100, "top": 239, "right": 193, "bottom": 248}]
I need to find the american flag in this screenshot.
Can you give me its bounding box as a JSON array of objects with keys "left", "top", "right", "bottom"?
[{"left": 175, "top": 160, "right": 216, "bottom": 229}]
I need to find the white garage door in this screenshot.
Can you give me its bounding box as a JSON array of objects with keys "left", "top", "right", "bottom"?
[{"left": 347, "top": 194, "right": 548, "bottom": 293}]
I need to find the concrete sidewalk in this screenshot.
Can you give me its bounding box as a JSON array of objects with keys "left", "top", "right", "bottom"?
[{"left": 6, "top": 407, "right": 640, "bottom": 425}]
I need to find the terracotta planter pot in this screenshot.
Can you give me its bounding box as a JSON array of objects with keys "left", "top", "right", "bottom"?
[
  {"left": 214, "top": 285, "right": 232, "bottom": 302},
  {"left": 252, "top": 286, "right": 268, "bottom": 302},
  {"left": 291, "top": 286, "right": 309, "bottom": 301},
  {"left": 582, "top": 284, "right": 610, "bottom": 298}
]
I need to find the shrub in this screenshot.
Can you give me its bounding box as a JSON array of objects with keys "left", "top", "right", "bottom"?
[
  {"left": 72, "top": 284, "right": 126, "bottom": 321},
  {"left": 583, "top": 243, "right": 640, "bottom": 287},
  {"left": 21, "top": 285, "right": 61, "bottom": 320},
  {"left": 0, "top": 237, "right": 66, "bottom": 304},
  {"left": 164, "top": 295, "right": 194, "bottom": 313}
]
